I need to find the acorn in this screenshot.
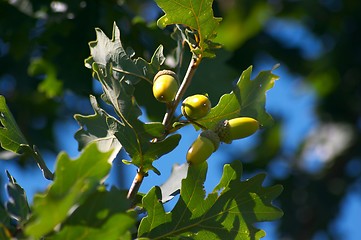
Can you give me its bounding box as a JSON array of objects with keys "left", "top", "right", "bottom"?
[
  {"left": 186, "top": 130, "right": 220, "bottom": 165},
  {"left": 152, "top": 70, "right": 179, "bottom": 103},
  {"left": 215, "top": 117, "right": 259, "bottom": 144},
  {"left": 181, "top": 94, "right": 211, "bottom": 120}
]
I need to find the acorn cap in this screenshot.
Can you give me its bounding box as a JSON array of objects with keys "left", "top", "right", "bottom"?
[
  {"left": 153, "top": 69, "right": 178, "bottom": 83},
  {"left": 200, "top": 130, "right": 220, "bottom": 151},
  {"left": 214, "top": 120, "right": 232, "bottom": 144}
]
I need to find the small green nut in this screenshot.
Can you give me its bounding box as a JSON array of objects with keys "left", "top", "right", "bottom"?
[
  {"left": 152, "top": 70, "right": 179, "bottom": 103},
  {"left": 215, "top": 117, "right": 259, "bottom": 144},
  {"left": 181, "top": 94, "right": 211, "bottom": 120},
  {"left": 186, "top": 130, "right": 220, "bottom": 165}
]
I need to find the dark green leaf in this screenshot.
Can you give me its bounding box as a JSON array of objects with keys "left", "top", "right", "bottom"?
[
  {"left": 138, "top": 187, "right": 171, "bottom": 237},
  {"left": 92, "top": 63, "right": 181, "bottom": 174},
  {"left": 0, "top": 204, "right": 12, "bottom": 237},
  {"left": 0, "top": 95, "right": 28, "bottom": 154},
  {"left": 138, "top": 161, "right": 283, "bottom": 239},
  {"left": 121, "top": 133, "right": 182, "bottom": 175},
  {"left": 48, "top": 213, "right": 135, "bottom": 240},
  {"left": 24, "top": 143, "right": 113, "bottom": 238},
  {"left": 74, "top": 95, "right": 122, "bottom": 159},
  {"left": 64, "top": 186, "right": 130, "bottom": 228},
  {"left": 155, "top": 0, "right": 222, "bottom": 57},
  {"left": 84, "top": 24, "right": 180, "bottom": 174},
  {"left": 5, "top": 171, "right": 30, "bottom": 224},
  {"left": 85, "top": 22, "right": 165, "bottom": 85},
  {"left": 49, "top": 187, "right": 135, "bottom": 240},
  {"left": 197, "top": 65, "right": 279, "bottom": 129},
  {"left": 0, "top": 95, "right": 53, "bottom": 179},
  {"left": 0, "top": 227, "right": 11, "bottom": 240}
]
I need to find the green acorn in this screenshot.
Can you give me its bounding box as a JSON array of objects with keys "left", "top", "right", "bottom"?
[
  {"left": 152, "top": 70, "right": 179, "bottom": 103},
  {"left": 215, "top": 117, "right": 260, "bottom": 144},
  {"left": 186, "top": 130, "right": 220, "bottom": 165},
  {"left": 181, "top": 94, "right": 211, "bottom": 120}
]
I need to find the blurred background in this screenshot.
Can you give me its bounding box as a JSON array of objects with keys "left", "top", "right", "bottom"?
[{"left": 1, "top": 0, "right": 361, "bottom": 239}]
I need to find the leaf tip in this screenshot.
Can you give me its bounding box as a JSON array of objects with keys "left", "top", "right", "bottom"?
[{"left": 156, "top": 17, "right": 168, "bottom": 29}]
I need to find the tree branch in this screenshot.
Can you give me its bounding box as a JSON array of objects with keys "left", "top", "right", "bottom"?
[{"left": 127, "top": 170, "right": 145, "bottom": 201}]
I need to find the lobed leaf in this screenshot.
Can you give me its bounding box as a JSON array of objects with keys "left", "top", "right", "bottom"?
[
  {"left": 197, "top": 65, "right": 279, "bottom": 130},
  {"left": 0, "top": 95, "right": 28, "bottom": 154},
  {"left": 63, "top": 187, "right": 130, "bottom": 227},
  {"left": 5, "top": 171, "right": 30, "bottom": 225},
  {"left": 74, "top": 95, "right": 121, "bottom": 162},
  {"left": 92, "top": 63, "right": 181, "bottom": 174},
  {"left": 84, "top": 23, "right": 180, "bottom": 174},
  {"left": 0, "top": 205, "right": 12, "bottom": 239},
  {"left": 49, "top": 187, "right": 135, "bottom": 240},
  {"left": 0, "top": 96, "right": 54, "bottom": 179},
  {"left": 155, "top": 0, "right": 222, "bottom": 58},
  {"left": 138, "top": 161, "right": 283, "bottom": 239},
  {"left": 48, "top": 213, "right": 135, "bottom": 240},
  {"left": 85, "top": 22, "right": 165, "bottom": 85},
  {"left": 25, "top": 143, "right": 113, "bottom": 238}
]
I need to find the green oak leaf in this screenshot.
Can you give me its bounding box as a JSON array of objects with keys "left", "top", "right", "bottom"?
[
  {"left": 0, "top": 96, "right": 54, "bottom": 179},
  {"left": 48, "top": 213, "right": 135, "bottom": 240},
  {"left": 63, "top": 187, "right": 130, "bottom": 227},
  {"left": 0, "top": 204, "right": 12, "bottom": 239},
  {"left": 0, "top": 95, "right": 28, "bottom": 154},
  {"left": 74, "top": 95, "right": 121, "bottom": 161},
  {"left": 85, "top": 22, "right": 165, "bottom": 85},
  {"left": 28, "top": 58, "right": 63, "bottom": 98},
  {"left": 92, "top": 63, "right": 181, "bottom": 174},
  {"left": 25, "top": 143, "right": 113, "bottom": 238},
  {"left": 138, "top": 161, "right": 283, "bottom": 239},
  {"left": 5, "top": 171, "right": 30, "bottom": 225},
  {"left": 49, "top": 187, "right": 135, "bottom": 240},
  {"left": 155, "top": 0, "right": 222, "bottom": 58},
  {"left": 197, "top": 65, "right": 279, "bottom": 129}
]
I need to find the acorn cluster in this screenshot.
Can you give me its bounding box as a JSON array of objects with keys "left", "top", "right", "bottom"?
[
  {"left": 152, "top": 70, "right": 260, "bottom": 166},
  {"left": 186, "top": 117, "right": 260, "bottom": 165}
]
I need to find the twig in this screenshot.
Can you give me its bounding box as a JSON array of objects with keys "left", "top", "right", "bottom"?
[
  {"left": 162, "top": 56, "right": 201, "bottom": 127},
  {"left": 127, "top": 170, "right": 145, "bottom": 200},
  {"left": 22, "top": 144, "right": 54, "bottom": 180}
]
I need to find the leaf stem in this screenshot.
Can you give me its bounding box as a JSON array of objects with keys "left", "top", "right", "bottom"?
[
  {"left": 111, "top": 66, "right": 153, "bottom": 84},
  {"left": 22, "top": 145, "right": 54, "bottom": 180}
]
